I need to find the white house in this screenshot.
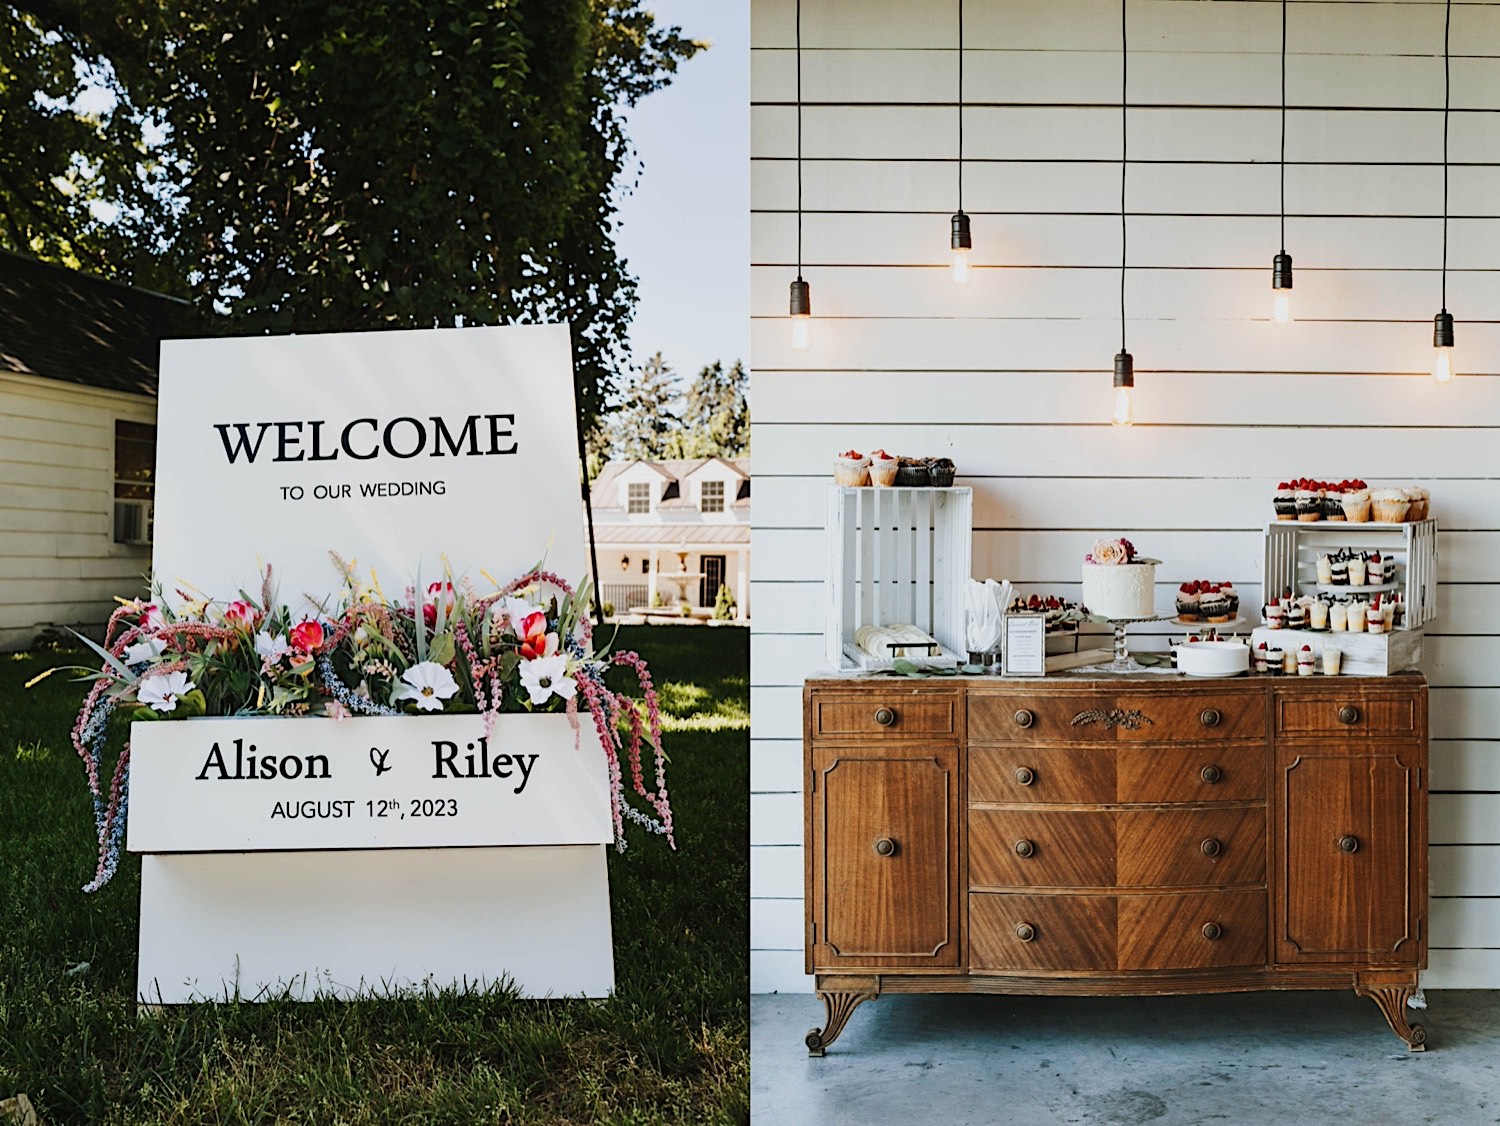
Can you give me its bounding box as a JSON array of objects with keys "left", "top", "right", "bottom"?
[
  {"left": 0, "top": 251, "right": 187, "bottom": 650},
  {"left": 750, "top": 0, "right": 1500, "bottom": 993},
  {"left": 591, "top": 457, "right": 750, "bottom": 620}
]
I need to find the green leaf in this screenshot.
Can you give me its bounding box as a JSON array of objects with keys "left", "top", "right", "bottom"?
[
  {"left": 891, "top": 659, "right": 918, "bottom": 676},
  {"left": 427, "top": 631, "right": 455, "bottom": 667}
]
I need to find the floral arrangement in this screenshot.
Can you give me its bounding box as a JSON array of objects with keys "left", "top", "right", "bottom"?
[
  {"left": 47, "top": 554, "right": 674, "bottom": 892},
  {"left": 1085, "top": 537, "right": 1137, "bottom": 565}
]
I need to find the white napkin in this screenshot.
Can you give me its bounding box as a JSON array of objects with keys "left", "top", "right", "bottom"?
[{"left": 966, "top": 578, "right": 1011, "bottom": 654}]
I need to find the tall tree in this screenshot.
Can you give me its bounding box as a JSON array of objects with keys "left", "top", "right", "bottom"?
[
  {"left": 0, "top": 0, "right": 700, "bottom": 434},
  {"left": 670, "top": 358, "right": 749, "bottom": 459},
  {"left": 608, "top": 350, "right": 680, "bottom": 461}
]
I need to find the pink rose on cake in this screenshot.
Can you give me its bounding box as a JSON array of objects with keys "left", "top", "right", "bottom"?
[{"left": 1086, "top": 537, "right": 1137, "bottom": 565}]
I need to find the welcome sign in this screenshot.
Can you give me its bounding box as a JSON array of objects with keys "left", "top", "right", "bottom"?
[
  {"left": 153, "top": 323, "right": 585, "bottom": 608},
  {"left": 132, "top": 323, "right": 615, "bottom": 1003}
]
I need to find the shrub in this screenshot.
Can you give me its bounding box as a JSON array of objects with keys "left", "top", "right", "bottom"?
[{"left": 712, "top": 584, "right": 736, "bottom": 620}]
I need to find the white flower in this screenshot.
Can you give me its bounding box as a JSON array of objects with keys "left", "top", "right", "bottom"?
[
  {"left": 393, "top": 661, "right": 460, "bottom": 712},
  {"left": 138, "top": 671, "right": 194, "bottom": 713},
  {"left": 255, "top": 631, "right": 290, "bottom": 663},
  {"left": 324, "top": 700, "right": 352, "bottom": 722},
  {"left": 519, "top": 654, "right": 577, "bottom": 707},
  {"left": 123, "top": 638, "right": 166, "bottom": 666},
  {"left": 492, "top": 595, "right": 542, "bottom": 629}
]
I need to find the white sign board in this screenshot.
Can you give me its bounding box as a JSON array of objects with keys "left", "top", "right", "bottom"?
[
  {"left": 135, "top": 324, "right": 614, "bottom": 1002},
  {"left": 128, "top": 715, "right": 611, "bottom": 852},
  {"left": 153, "top": 323, "right": 585, "bottom": 608}
]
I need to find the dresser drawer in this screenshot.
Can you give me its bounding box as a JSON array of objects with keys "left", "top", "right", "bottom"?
[
  {"left": 1117, "top": 807, "right": 1266, "bottom": 888},
  {"left": 1116, "top": 742, "right": 1265, "bottom": 804},
  {"left": 969, "top": 693, "right": 1114, "bottom": 743},
  {"left": 969, "top": 745, "right": 1115, "bottom": 804},
  {"left": 969, "top": 809, "right": 1115, "bottom": 888},
  {"left": 1273, "top": 692, "right": 1421, "bottom": 739},
  {"left": 969, "top": 893, "right": 1116, "bottom": 972},
  {"left": 1117, "top": 889, "right": 1267, "bottom": 971},
  {"left": 1112, "top": 691, "right": 1266, "bottom": 743},
  {"left": 811, "top": 693, "right": 958, "bottom": 739}
]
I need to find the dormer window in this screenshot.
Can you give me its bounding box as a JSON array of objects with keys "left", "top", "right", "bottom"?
[
  {"left": 700, "top": 480, "right": 725, "bottom": 513},
  {"left": 627, "top": 482, "right": 651, "bottom": 514}
]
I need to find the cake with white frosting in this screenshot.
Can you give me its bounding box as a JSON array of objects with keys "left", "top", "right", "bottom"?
[{"left": 1080, "top": 537, "right": 1159, "bottom": 620}]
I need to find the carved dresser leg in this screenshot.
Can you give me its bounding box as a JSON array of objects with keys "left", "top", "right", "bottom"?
[
  {"left": 1356, "top": 974, "right": 1427, "bottom": 1052},
  {"left": 806, "top": 989, "right": 877, "bottom": 1056}
]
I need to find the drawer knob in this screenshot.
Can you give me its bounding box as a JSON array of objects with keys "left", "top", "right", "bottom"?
[
  {"left": 1014, "top": 839, "right": 1036, "bottom": 858},
  {"left": 1014, "top": 709, "right": 1035, "bottom": 729},
  {"left": 1200, "top": 708, "right": 1222, "bottom": 728},
  {"left": 873, "top": 707, "right": 896, "bottom": 727},
  {"left": 1201, "top": 837, "right": 1222, "bottom": 858},
  {"left": 1339, "top": 834, "right": 1360, "bottom": 854},
  {"left": 1338, "top": 704, "right": 1361, "bottom": 726},
  {"left": 1015, "top": 766, "right": 1036, "bottom": 786},
  {"left": 1015, "top": 922, "right": 1037, "bottom": 943},
  {"left": 1202, "top": 922, "right": 1223, "bottom": 941},
  {"left": 1201, "top": 764, "right": 1223, "bottom": 785},
  {"left": 873, "top": 837, "right": 897, "bottom": 857}
]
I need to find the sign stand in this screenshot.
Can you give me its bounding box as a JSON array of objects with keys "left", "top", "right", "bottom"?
[{"left": 134, "top": 324, "right": 614, "bottom": 1004}]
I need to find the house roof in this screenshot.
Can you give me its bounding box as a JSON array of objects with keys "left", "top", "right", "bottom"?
[
  {"left": 591, "top": 523, "right": 750, "bottom": 545},
  {"left": 0, "top": 250, "right": 191, "bottom": 398},
  {"left": 592, "top": 457, "right": 751, "bottom": 510}
]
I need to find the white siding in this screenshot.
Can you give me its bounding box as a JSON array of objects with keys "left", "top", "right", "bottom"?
[
  {"left": 750, "top": 0, "right": 1500, "bottom": 992},
  {"left": 0, "top": 372, "right": 154, "bottom": 649}
]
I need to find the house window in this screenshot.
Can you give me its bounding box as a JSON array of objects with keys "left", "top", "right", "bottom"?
[
  {"left": 700, "top": 480, "right": 725, "bottom": 513},
  {"left": 627, "top": 482, "right": 651, "bottom": 514},
  {"left": 113, "top": 420, "right": 155, "bottom": 545},
  {"left": 641, "top": 558, "right": 650, "bottom": 575}
]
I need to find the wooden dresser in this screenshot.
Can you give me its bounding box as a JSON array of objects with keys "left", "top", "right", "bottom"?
[{"left": 803, "top": 674, "right": 1428, "bottom": 1054}]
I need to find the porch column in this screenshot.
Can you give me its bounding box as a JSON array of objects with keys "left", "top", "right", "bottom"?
[
  {"left": 735, "top": 546, "right": 748, "bottom": 621},
  {"left": 647, "top": 548, "right": 659, "bottom": 608}
]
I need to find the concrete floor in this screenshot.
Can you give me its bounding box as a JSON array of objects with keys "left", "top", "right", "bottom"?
[{"left": 751, "top": 991, "right": 1500, "bottom": 1125}]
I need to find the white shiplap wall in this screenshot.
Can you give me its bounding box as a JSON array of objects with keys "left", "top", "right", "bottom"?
[
  {"left": 0, "top": 372, "right": 155, "bottom": 649},
  {"left": 750, "top": 0, "right": 1500, "bottom": 993}
]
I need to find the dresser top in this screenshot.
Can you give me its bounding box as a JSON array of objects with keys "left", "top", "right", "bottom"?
[{"left": 804, "top": 670, "right": 1427, "bottom": 688}]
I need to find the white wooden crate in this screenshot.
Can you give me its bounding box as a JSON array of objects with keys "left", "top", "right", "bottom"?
[
  {"left": 825, "top": 486, "right": 973, "bottom": 670},
  {"left": 1263, "top": 518, "right": 1437, "bottom": 629}
]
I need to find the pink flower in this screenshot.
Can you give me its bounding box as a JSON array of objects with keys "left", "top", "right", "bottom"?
[
  {"left": 1088, "top": 538, "right": 1135, "bottom": 566},
  {"left": 224, "top": 600, "right": 259, "bottom": 628},
  {"left": 139, "top": 603, "right": 165, "bottom": 630},
  {"left": 516, "top": 610, "right": 558, "bottom": 660},
  {"left": 427, "top": 581, "right": 456, "bottom": 610},
  {"left": 289, "top": 619, "right": 325, "bottom": 653}
]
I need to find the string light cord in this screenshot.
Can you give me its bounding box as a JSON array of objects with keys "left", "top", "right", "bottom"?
[
  {"left": 1442, "top": 0, "right": 1450, "bottom": 312},
  {"left": 1120, "top": 0, "right": 1128, "bottom": 353},
  {"left": 796, "top": 0, "right": 803, "bottom": 281},
  {"left": 958, "top": 0, "right": 964, "bottom": 211},
  {"left": 1280, "top": 0, "right": 1287, "bottom": 253}
]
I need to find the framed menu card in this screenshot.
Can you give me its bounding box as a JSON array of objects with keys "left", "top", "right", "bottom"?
[{"left": 1002, "top": 612, "right": 1046, "bottom": 677}]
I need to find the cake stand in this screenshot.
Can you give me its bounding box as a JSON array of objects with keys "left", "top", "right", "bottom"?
[{"left": 1086, "top": 613, "right": 1172, "bottom": 673}]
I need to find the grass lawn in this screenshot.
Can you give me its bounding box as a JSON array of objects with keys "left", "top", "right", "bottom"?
[{"left": 0, "top": 625, "right": 747, "bottom": 1125}]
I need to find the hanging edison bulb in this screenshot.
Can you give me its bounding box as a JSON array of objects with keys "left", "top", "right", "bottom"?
[
  {"left": 790, "top": 278, "right": 811, "bottom": 351},
  {"left": 950, "top": 212, "right": 972, "bottom": 285},
  {"left": 1272, "top": 252, "right": 1293, "bottom": 325},
  {"left": 1432, "top": 311, "right": 1455, "bottom": 383},
  {"left": 1112, "top": 351, "right": 1134, "bottom": 427}
]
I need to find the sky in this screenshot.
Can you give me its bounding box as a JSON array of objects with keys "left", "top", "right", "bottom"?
[{"left": 613, "top": 1, "right": 749, "bottom": 387}]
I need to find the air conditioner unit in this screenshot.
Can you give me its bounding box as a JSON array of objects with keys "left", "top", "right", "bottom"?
[{"left": 114, "top": 499, "right": 153, "bottom": 545}]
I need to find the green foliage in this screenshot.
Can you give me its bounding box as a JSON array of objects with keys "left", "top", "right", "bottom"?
[
  {"left": 0, "top": 625, "right": 748, "bottom": 1124},
  {"left": 609, "top": 350, "right": 682, "bottom": 461},
  {"left": 678, "top": 602, "right": 692, "bottom": 618},
  {"left": 601, "top": 600, "right": 616, "bottom": 618},
  {"left": 651, "top": 589, "right": 665, "bottom": 609},
  {"left": 712, "top": 583, "right": 736, "bottom": 621},
  {"left": 601, "top": 355, "right": 750, "bottom": 464},
  {"left": 0, "top": 1, "right": 702, "bottom": 433},
  {"left": 666, "top": 360, "right": 750, "bottom": 459}
]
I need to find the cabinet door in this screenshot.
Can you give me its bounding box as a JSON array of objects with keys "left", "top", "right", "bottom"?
[
  {"left": 1276, "top": 743, "right": 1423, "bottom": 964},
  {"left": 808, "top": 745, "right": 960, "bottom": 970}
]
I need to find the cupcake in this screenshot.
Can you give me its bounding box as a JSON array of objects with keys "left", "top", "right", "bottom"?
[
  {"left": 1273, "top": 482, "right": 1298, "bottom": 521},
  {"left": 1220, "top": 581, "right": 1239, "bottom": 618},
  {"left": 895, "top": 456, "right": 930, "bottom": 487},
  {"left": 1372, "top": 488, "right": 1410, "bottom": 523},
  {"left": 926, "top": 457, "right": 956, "bottom": 488},
  {"left": 1340, "top": 483, "right": 1372, "bottom": 523},
  {"left": 1295, "top": 484, "right": 1323, "bottom": 522},
  {"left": 1176, "top": 581, "right": 1203, "bottom": 621},
  {"left": 1323, "top": 483, "right": 1346, "bottom": 521},
  {"left": 1200, "top": 586, "right": 1230, "bottom": 623},
  {"left": 834, "top": 450, "right": 871, "bottom": 486},
  {"left": 868, "top": 448, "right": 899, "bottom": 487},
  {"left": 1297, "top": 645, "right": 1315, "bottom": 676},
  {"left": 1409, "top": 487, "right": 1431, "bottom": 520}
]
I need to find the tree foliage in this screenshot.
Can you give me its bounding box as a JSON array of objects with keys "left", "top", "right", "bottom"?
[
  {"left": 0, "top": 0, "right": 700, "bottom": 430},
  {"left": 602, "top": 353, "right": 749, "bottom": 466},
  {"left": 669, "top": 359, "right": 749, "bottom": 459},
  {"left": 607, "top": 350, "right": 680, "bottom": 462}
]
